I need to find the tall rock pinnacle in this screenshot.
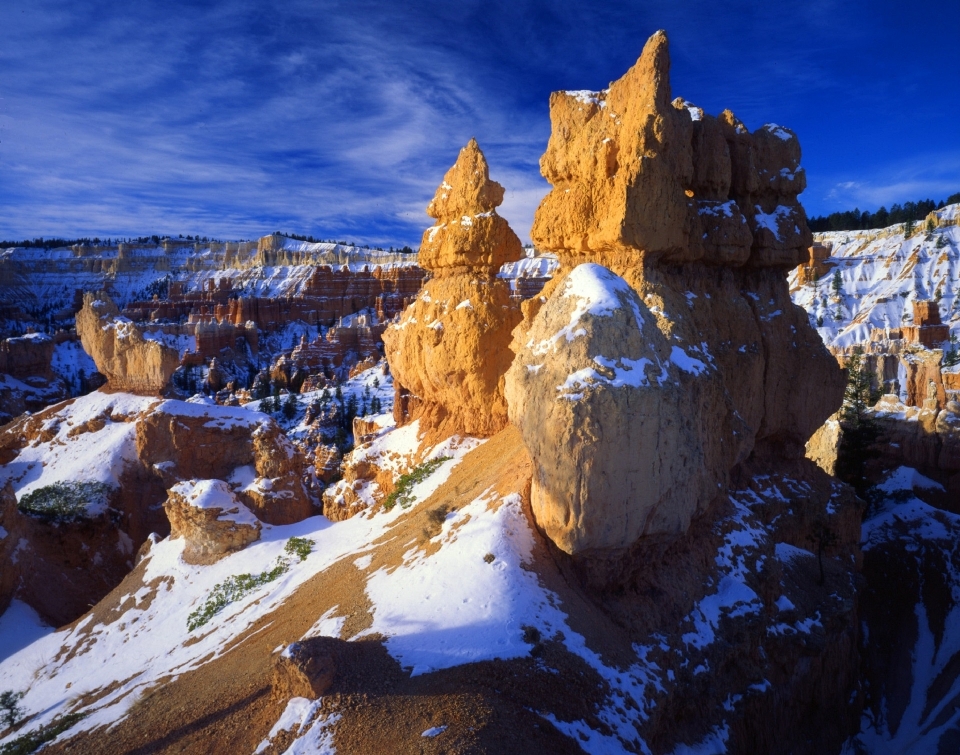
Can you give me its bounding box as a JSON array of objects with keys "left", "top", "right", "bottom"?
[{"left": 383, "top": 140, "right": 523, "bottom": 440}]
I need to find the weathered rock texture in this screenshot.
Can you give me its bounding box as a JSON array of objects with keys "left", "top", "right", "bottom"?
[
  {"left": 507, "top": 30, "right": 844, "bottom": 556},
  {"left": 417, "top": 138, "right": 524, "bottom": 273},
  {"left": 531, "top": 31, "right": 810, "bottom": 269},
  {"left": 272, "top": 640, "right": 337, "bottom": 700},
  {"left": 383, "top": 140, "right": 523, "bottom": 440},
  {"left": 164, "top": 479, "right": 261, "bottom": 564},
  {"left": 136, "top": 401, "right": 313, "bottom": 525},
  {"left": 77, "top": 293, "right": 179, "bottom": 394}
]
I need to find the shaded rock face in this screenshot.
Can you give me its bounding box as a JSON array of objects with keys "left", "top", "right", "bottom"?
[
  {"left": 864, "top": 397, "right": 960, "bottom": 502},
  {"left": 0, "top": 482, "right": 143, "bottom": 626},
  {"left": 164, "top": 479, "right": 261, "bottom": 565},
  {"left": 508, "top": 29, "right": 844, "bottom": 558},
  {"left": 136, "top": 401, "right": 313, "bottom": 525},
  {"left": 0, "top": 333, "right": 68, "bottom": 423},
  {"left": 76, "top": 292, "right": 179, "bottom": 395},
  {"left": 383, "top": 140, "right": 523, "bottom": 440},
  {"left": 0, "top": 333, "right": 55, "bottom": 381}
]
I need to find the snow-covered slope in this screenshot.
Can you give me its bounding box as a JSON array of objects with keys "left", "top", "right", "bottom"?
[
  {"left": 0, "top": 418, "right": 861, "bottom": 754},
  {"left": 845, "top": 467, "right": 960, "bottom": 754},
  {"left": 788, "top": 204, "right": 960, "bottom": 350}
]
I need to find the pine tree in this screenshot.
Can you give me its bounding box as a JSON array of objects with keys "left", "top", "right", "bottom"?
[
  {"left": 831, "top": 269, "right": 843, "bottom": 298},
  {"left": 282, "top": 393, "right": 298, "bottom": 421},
  {"left": 835, "top": 346, "right": 882, "bottom": 496}
]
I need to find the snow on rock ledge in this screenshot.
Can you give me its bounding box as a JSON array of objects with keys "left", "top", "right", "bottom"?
[
  {"left": 505, "top": 263, "right": 734, "bottom": 554},
  {"left": 164, "top": 479, "right": 261, "bottom": 564}
]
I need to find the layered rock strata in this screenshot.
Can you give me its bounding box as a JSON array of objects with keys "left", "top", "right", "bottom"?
[
  {"left": 506, "top": 29, "right": 844, "bottom": 556},
  {"left": 76, "top": 293, "right": 179, "bottom": 394},
  {"left": 382, "top": 139, "right": 523, "bottom": 441}
]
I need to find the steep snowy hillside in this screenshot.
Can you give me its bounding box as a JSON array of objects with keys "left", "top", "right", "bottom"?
[
  {"left": 0, "top": 424, "right": 861, "bottom": 755},
  {"left": 788, "top": 204, "right": 960, "bottom": 350}
]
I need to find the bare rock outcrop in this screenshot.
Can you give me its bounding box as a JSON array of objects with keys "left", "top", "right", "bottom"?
[
  {"left": 164, "top": 479, "right": 261, "bottom": 564},
  {"left": 383, "top": 139, "right": 523, "bottom": 440},
  {"left": 76, "top": 292, "right": 179, "bottom": 394},
  {"left": 272, "top": 640, "right": 337, "bottom": 700},
  {"left": 136, "top": 400, "right": 313, "bottom": 525},
  {"left": 507, "top": 29, "right": 844, "bottom": 557},
  {"left": 506, "top": 264, "right": 738, "bottom": 552},
  {"left": 530, "top": 30, "right": 810, "bottom": 269}
]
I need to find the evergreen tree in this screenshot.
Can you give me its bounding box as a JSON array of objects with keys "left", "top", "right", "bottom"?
[
  {"left": 834, "top": 346, "right": 882, "bottom": 497},
  {"left": 282, "top": 393, "right": 298, "bottom": 421},
  {"left": 831, "top": 269, "right": 843, "bottom": 298}
]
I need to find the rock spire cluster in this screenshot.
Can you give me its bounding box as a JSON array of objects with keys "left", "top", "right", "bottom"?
[{"left": 505, "top": 30, "right": 844, "bottom": 556}]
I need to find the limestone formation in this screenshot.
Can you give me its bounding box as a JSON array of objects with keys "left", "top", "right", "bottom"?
[
  {"left": 383, "top": 140, "right": 523, "bottom": 440},
  {"left": 136, "top": 401, "right": 313, "bottom": 525},
  {"left": 505, "top": 264, "right": 740, "bottom": 552},
  {"left": 531, "top": 30, "right": 810, "bottom": 269},
  {"left": 76, "top": 292, "right": 179, "bottom": 394},
  {"left": 507, "top": 29, "right": 844, "bottom": 556},
  {"left": 417, "top": 138, "right": 523, "bottom": 273},
  {"left": 164, "top": 479, "right": 261, "bottom": 565}
]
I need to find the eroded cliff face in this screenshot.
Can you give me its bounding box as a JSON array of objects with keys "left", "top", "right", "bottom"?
[
  {"left": 76, "top": 293, "right": 180, "bottom": 395},
  {"left": 507, "top": 29, "right": 845, "bottom": 556},
  {"left": 383, "top": 139, "right": 523, "bottom": 442}
]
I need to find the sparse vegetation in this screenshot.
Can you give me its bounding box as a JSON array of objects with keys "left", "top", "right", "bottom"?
[
  {"left": 186, "top": 537, "right": 315, "bottom": 631},
  {"left": 284, "top": 536, "right": 315, "bottom": 562},
  {"left": 0, "top": 713, "right": 86, "bottom": 755},
  {"left": 0, "top": 691, "right": 24, "bottom": 729},
  {"left": 16, "top": 482, "right": 113, "bottom": 524},
  {"left": 835, "top": 347, "right": 882, "bottom": 497},
  {"left": 382, "top": 457, "right": 452, "bottom": 511}
]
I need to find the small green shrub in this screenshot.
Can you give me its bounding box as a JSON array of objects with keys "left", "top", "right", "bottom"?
[
  {"left": 16, "top": 482, "right": 113, "bottom": 524},
  {"left": 187, "top": 537, "right": 315, "bottom": 631},
  {"left": 284, "top": 537, "right": 314, "bottom": 562},
  {"left": 0, "top": 690, "right": 24, "bottom": 729},
  {"left": 382, "top": 457, "right": 452, "bottom": 511},
  {"left": 0, "top": 712, "right": 86, "bottom": 755}
]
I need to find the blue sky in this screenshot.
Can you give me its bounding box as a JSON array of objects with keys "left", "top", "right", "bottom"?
[{"left": 1, "top": 0, "right": 958, "bottom": 246}]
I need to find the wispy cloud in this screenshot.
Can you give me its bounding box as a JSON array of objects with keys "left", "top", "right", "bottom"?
[{"left": 1, "top": 0, "right": 957, "bottom": 242}]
